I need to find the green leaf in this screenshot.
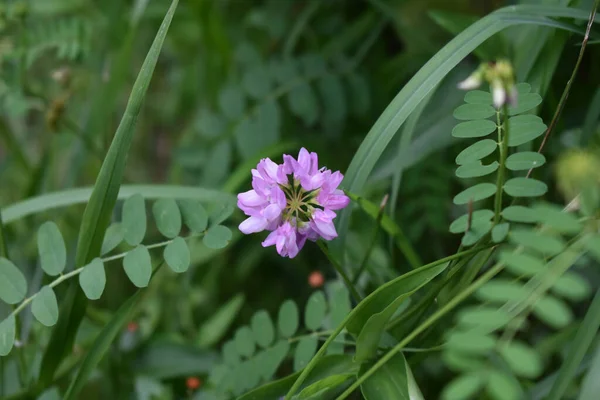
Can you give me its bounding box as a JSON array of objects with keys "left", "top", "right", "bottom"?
[
  {"left": 296, "top": 374, "right": 353, "bottom": 399},
  {"left": 163, "top": 237, "right": 190, "bottom": 273},
  {"left": 453, "top": 103, "right": 496, "bottom": 120},
  {"left": 499, "top": 341, "right": 543, "bottom": 378},
  {"left": 491, "top": 223, "right": 509, "bottom": 243},
  {"left": 123, "top": 194, "right": 147, "bottom": 246},
  {"left": 32, "top": 286, "right": 59, "bottom": 327},
  {"left": 449, "top": 210, "right": 494, "bottom": 234},
  {"left": 178, "top": 199, "right": 208, "bottom": 233},
  {"left": 198, "top": 294, "right": 245, "bottom": 348},
  {"left": 209, "top": 203, "right": 234, "bottom": 226},
  {"left": 259, "top": 340, "right": 290, "bottom": 381},
  {"left": 37, "top": 222, "right": 67, "bottom": 276},
  {"left": 452, "top": 120, "right": 497, "bottom": 138},
  {"left": 101, "top": 223, "right": 124, "bottom": 255},
  {"left": 508, "top": 92, "right": 542, "bottom": 116},
  {"left": 152, "top": 198, "right": 182, "bottom": 239},
  {"left": 278, "top": 300, "right": 299, "bottom": 338},
  {"left": 305, "top": 291, "right": 327, "bottom": 331},
  {"left": 464, "top": 90, "right": 492, "bottom": 104},
  {"left": 64, "top": 290, "right": 143, "bottom": 400},
  {"left": 507, "top": 115, "right": 546, "bottom": 147},
  {"left": 243, "top": 64, "right": 272, "bottom": 99},
  {"left": 516, "top": 83, "right": 531, "bottom": 94},
  {"left": 503, "top": 178, "right": 547, "bottom": 197},
  {"left": 288, "top": 84, "right": 319, "bottom": 126},
  {"left": 251, "top": 310, "right": 275, "bottom": 348},
  {"left": 446, "top": 331, "right": 496, "bottom": 354},
  {"left": 219, "top": 84, "right": 246, "bottom": 120},
  {"left": 442, "top": 351, "right": 486, "bottom": 372},
  {"left": 456, "top": 306, "right": 511, "bottom": 331},
  {"left": 505, "top": 151, "right": 546, "bottom": 171},
  {"left": 453, "top": 183, "right": 497, "bottom": 205},
  {"left": 327, "top": 283, "right": 351, "bottom": 355},
  {"left": 360, "top": 353, "right": 410, "bottom": 400},
  {"left": 552, "top": 272, "right": 591, "bottom": 302},
  {"left": 0, "top": 314, "right": 16, "bottom": 356},
  {"left": 585, "top": 236, "right": 600, "bottom": 264},
  {"left": 533, "top": 295, "right": 573, "bottom": 329},
  {"left": 203, "top": 225, "right": 232, "bottom": 249},
  {"left": 509, "top": 229, "right": 565, "bottom": 256},
  {"left": 234, "top": 326, "right": 256, "bottom": 358},
  {"left": 476, "top": 279, "right": 527, "bottom": 304},
  {"left": 347, "top": 73, "right": 370, "bottom": 117},
  {"left": 78, "top": 258, "right": 106, "bottom": 300},
  {"left": 498, "top": 251, "right": 544, "bottom": 277},
  {"left": 461, "top": 220, "right": 493, "bottom": 247},
  {"left": 486, "top": 369, "right": 522, "bottom": 400},
  {"left": 318, "top": 74, "right": 347, "bottom": 126},
  {"left": 222, "top": 340, "right": 240, "bottom": 366},
  {"left": 0, "top": 257, "right": 27, "bottom": 304},
  {"left": 455, "top": 139, "right": 498, "bottom": 165},
  {"left": 531, "top": 203, "right": 582, "bottom": 234},
  {"left": 294, "top": 336, "right": 318, "bottom": 372},
  {"left": 123, "top": 245, "right": 152, "bottom": 288},
  {"left": 501, "top": 206, "right": 538, "bottom": 223},
  {"left": 456, "top": 161, "right": 499, "bottom": 179},
  {"left": 442, "top": 372, "right": 485, "bottom": 400}
]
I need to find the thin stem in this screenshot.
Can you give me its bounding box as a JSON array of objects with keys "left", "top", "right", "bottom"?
[
  {"left": 317, "top": 241, "right": 362, "bottom": 302},
  {"left": 493, "top": 105, "right": 509, "bottom": 224},
  {"left": 335, "top": 261, "right": 506, "bottom": 400},
  {"left": 526, "top": 0, "right": 598, "bottom": 178},
  {"left": 283, "top": 0, "right": 321, "bottom": 57}
]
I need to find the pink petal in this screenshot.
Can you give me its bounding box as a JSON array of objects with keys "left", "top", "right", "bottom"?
[
  {"left": 239, "top": 216, "right": 268, "bottom": 234},
  {"left": 263, "top": 203, "right": 283, "bottom": 221},
  {"left": 238, "top": 190, "right": 265, "bottom": 207}
]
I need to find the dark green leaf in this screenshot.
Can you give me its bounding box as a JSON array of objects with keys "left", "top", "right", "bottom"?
[
  {"left": 516, "top": 83, "right": 531, "bottom": 94},
  {"left": 0, "top": 257, "right": 27, "bottom": 304},
  {"left": 509, "top": 229, "right": 565, "bottom": 256},
  {"left": 453, "top": 183, "right": 497, "bottom": 205},
  {"left": 163, "top": 237, "right": 190, "bottom": 273},
  {"left": 359, "top": 353, "right": 410, "bottom": 399},
  {"left": 37, "top": 222, "right": 67, "bottom": 276},
  {"left": 305, "top": 291, "right": 327, "bottom": 331},
  {"left": 449, "top": 210, "right": 494, "bottom": 234},
  {"left": 251, "top": 310, "right": 275, "bottom": 348},
  {"left": 452, "top": 120, "right": 497, "bottom": 138},
  {"left": 455, "top": 139, "right": 498, "bottom": 165},
  {"left": 491, "top": 223, "right": 509, "bottom": 243},
  {"left": 347, "top": 73, "right": 370, "bottom": 117},
  {"left": 234, "top": 326, "right": 256, "bottom": 358},
  {"left": 585, "top": 236, "right": 600, "bottom": 263},
  {"left": 278, "top": 299, "right": 299, "bottom": 338},
  {"left": 327, "top": 283, "right": 351, "bottom": 355},
  {"left": 222, "top": 340, "right": 240, "bottom": 366},
  {"left": 78, "top": 258, "right": 106, "bottom": 300},
  {"left": 294, "top": 336, "right": 318, "bottom": 372},
  {"left": 442, "top": 372, "right": 485, "bottom": 400},
  {"left": 295, "top": 373, "right": 353, "bottom": 399},
  {"left": 505, "top": 151, "right": 546, "bottom": 171},
  {"left": 318, "top": 74, "right": 347, "bottom": 126},
  {"left": 499, "top": 341, "right": 543, "bottom": 378},
  {"left": 178, "top": 199, "right": 208, "bottom": 233},
  {"left": 32, "top": 286, "right": 59, "bottom": 327},
  {"left": 533, "top": 295, "right": 573, "bottom": 328},
  {"left": 507, "top": 115, "right": 546, "bottom": 147},
  {"left": 123, "top": 245, "right": 152, "bottom": 288},
  {"left": 203, "top": 225, "right": 232, "bottom": 249},
  {"left": 503, "top": 178, "right": 547, "bottom": 197},
  {"left": 453, "top": 103, "right": 495, "bottom": 120},
  {"left": 152, "top": 198, "right": 182, "bottom": 239},
  {"left": 288, "top": 84, "right": 319, "bottom": 126},
  {"left": 243, "top": 65, "right": 272, "bottom": 99},
  {"left": 123, "top": 194, "right": 147, "bottom": 246},
  {"left": 101, "top": 223, "right": 124, "bottom": 255},
  {"left": 198, "top": 294, "right": 245, "bottom": 348},
  {"left": 219, "top": 84, "right": 246, "bottom": 120},
  {"left": 502, "top": 206, "right": 538, "bottom": 223},
  {"left": 0, "top": 314, "right": 16, "bottom": 356},
  {"left": 456, "top": 161, "right": 499, "bottom": 178}
]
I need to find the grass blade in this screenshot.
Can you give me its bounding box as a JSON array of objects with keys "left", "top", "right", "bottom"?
[{"left": 38, "top": 0, "right": 179, "bottom": 385}]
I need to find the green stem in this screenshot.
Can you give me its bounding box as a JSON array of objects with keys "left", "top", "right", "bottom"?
[
  {"left": 493, "top": 105, "right": 509, "bottom": 224},
  {"left": 317, "top": 241, "right": 362, "bottom": 302},
  {"left": 335, "top": 261, "right": 506, "bottom": 400}
]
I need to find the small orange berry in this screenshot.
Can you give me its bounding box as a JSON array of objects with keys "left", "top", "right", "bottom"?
[
  {"left": 186, "top": 377, "right": 202, "bottom": 390},
  {"left": 308, "top": 271, "right": 324, "bottom": 288},
  {"left": 127, "top": 322, "right": 138, "bottom": 332}
]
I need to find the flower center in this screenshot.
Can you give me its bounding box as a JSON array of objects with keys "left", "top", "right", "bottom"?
[{"left": 280, "top": 176, "right": 318, "bottom": 224}]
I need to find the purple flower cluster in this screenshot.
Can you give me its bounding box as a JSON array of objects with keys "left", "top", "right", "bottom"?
[{"left": 237, "top": 148, "right": 350, "bottom": 258}]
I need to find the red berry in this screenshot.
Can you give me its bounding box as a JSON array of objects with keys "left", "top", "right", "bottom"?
[
  {"left": 186, "top": 377, "right": 201, "bottom": 390},
  {"left": 308, "top": 271, "right": 324, "bottom": 288}
]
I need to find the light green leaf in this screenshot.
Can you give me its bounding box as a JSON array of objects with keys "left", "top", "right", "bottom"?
[
  {"left": 209, "top": 203, "right": 234, "bottom": 226},
  {"left": 270, "top": 58, "right": 298, "bottom": 84},
  {"left": 486, "top": 369, "right": 522, "bottom": 400},
  {"left": 101, "top": 223, "right": 124, "bottom": 255},
  {"left": 203, "top": 225, "right": 232, "bottom": 249},
  {"left": 243, "top": 64, "right": 272, "bottom": 99},
  {"left": 533, "top": 295, "right": 573, "bottom": 329},
  {"left": 464, "top": 90, "right": 492, "bottom": 104},
  {"left": 453, "top": 183, "right": 497, "bottom": 205},
  {"left": 508, "top": 92, "right": 542, "bottom": 116},
  {"left": 476, "top": 279, "right": 527, "bottom": 304},
  {"left": 0, "top": 257, "right": 27, "bottom": 304},
  {"left": 452, "top": 119, "right": 497, "bottom": 138},
  {"left": 163, "top": 237, "right": 190, "bottom": 273},
  {"left": 499, "top": 341, "right": 543, "bottom": 378},
  {"left": 0, "top": 314, "right": 16, "bottom": 356},
  {"left": 222, "top": 340, "right": 240, "bottom": 366},
  {"left": 503, "top": 178, "right": 547, "bottom": 197},
  {"left": 278, "top": 299, "right": 299, "bottom": 338},
  {"left": 498, "top": 251, "right": 544, "bottom": 277},
  {"left": 456, "top": 306, "right": 511, "bottom": 331},
  {"left": 37, "top": 222, "right": 67, "bottom": 276},
  {"left": 502, "top": 206, "right": 538, "bottom": 223},
  {"left": 178, "top": 199, "right": 208, "bottom": 233},
  {"left": 531, "top": 203, "right": 582, "bottom": 234},
  {"left": 360, "top": 353, "right": 410, "bottom": 400},
  {"left": 552, "top": 272, "right": 591, "bottom": 302},
  {"left": 455, "top": 139, "right": 498, "bottom": 165},
  {"left": 509, "top": 229, "right": 565, "bottom": 256},
  {"left": 288, "top": 84, "right": 319, "bottom": 126},
  {"left": 305, "top": 291, "right": 327, "bottom": 331},
  {"left": 234, "top": 326, "right": 256, "bottom": 358},
  {"left": 453, "top": 103, "right": 496, "bottom": 120},
  {"left": 123, "top": 245, "right": 152, "bottom": 288},
  {"left": 442, "top": 372, "right": 485, "bottom": 400},
  {"left": 251, "top": 310, "right": 275, "bottom": 348},
  {"left": 505, "top": 151, "right": 546, "bottom": 171},
  {"left": 32, "top": 286, "right": 59, "bottom": 327},
  {"left": 198, "top": 294, "right": 245, "bottom": 348},
  {"left": 585, "top": 236, "right": 600, "bottom": 263},
  {"left": 123, "top": 194, "right": 147, "bottom": 246},
  {"left": 449, "top": 210, "right": 494, "bottom": 234},
  {"left": 442, "top": 351, "right": 486, "bottom": 372},
  {"left": 296, "top": 373, "right": 353, "bottom": 399},
  {"left": 152, "top": 198, "right": 182, "bottom": 239},
  {"left": 461, "top": 220, "right": 493, "bottom": 247},
  {"left": 446, "top": 331, "right": 496, "bottom": 354},
  {"left": 456, "top": 161, "right": 499, "bottom": 178},
  {"left": 294, "top": 336, "right": 318, "bottom": 372},
  {"left": 78, "top": 258, "right": 106, "bottom": 300},
  {"left": 491, "top": 223, "right": 509, "bottom": 243},
  {"left": 516, "top": 83, "right": 531, "bottom": 94},
  {"left": 259, "top": 340, "right": 290, "bottom": 381},
  {"left": 219, "top": 84, "right": 246, "bottom": 120},
  {"left": 507, "top": 115, "right": 546, "bottom": 147}
]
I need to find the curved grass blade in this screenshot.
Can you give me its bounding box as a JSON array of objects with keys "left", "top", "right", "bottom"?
[{"left": 38, "top": 0, "right": 179, "bottom": 385}]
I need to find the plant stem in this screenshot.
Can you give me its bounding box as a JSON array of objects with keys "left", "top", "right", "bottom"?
[
  {"left": 493, "top": 105, "right": 509, "bottom": 224},
  {"left": 317, "top": 241, "right": 362, "bottom": 302},
  {"left": 352, "top": 195, "right": 388, "bottom": 284}
]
